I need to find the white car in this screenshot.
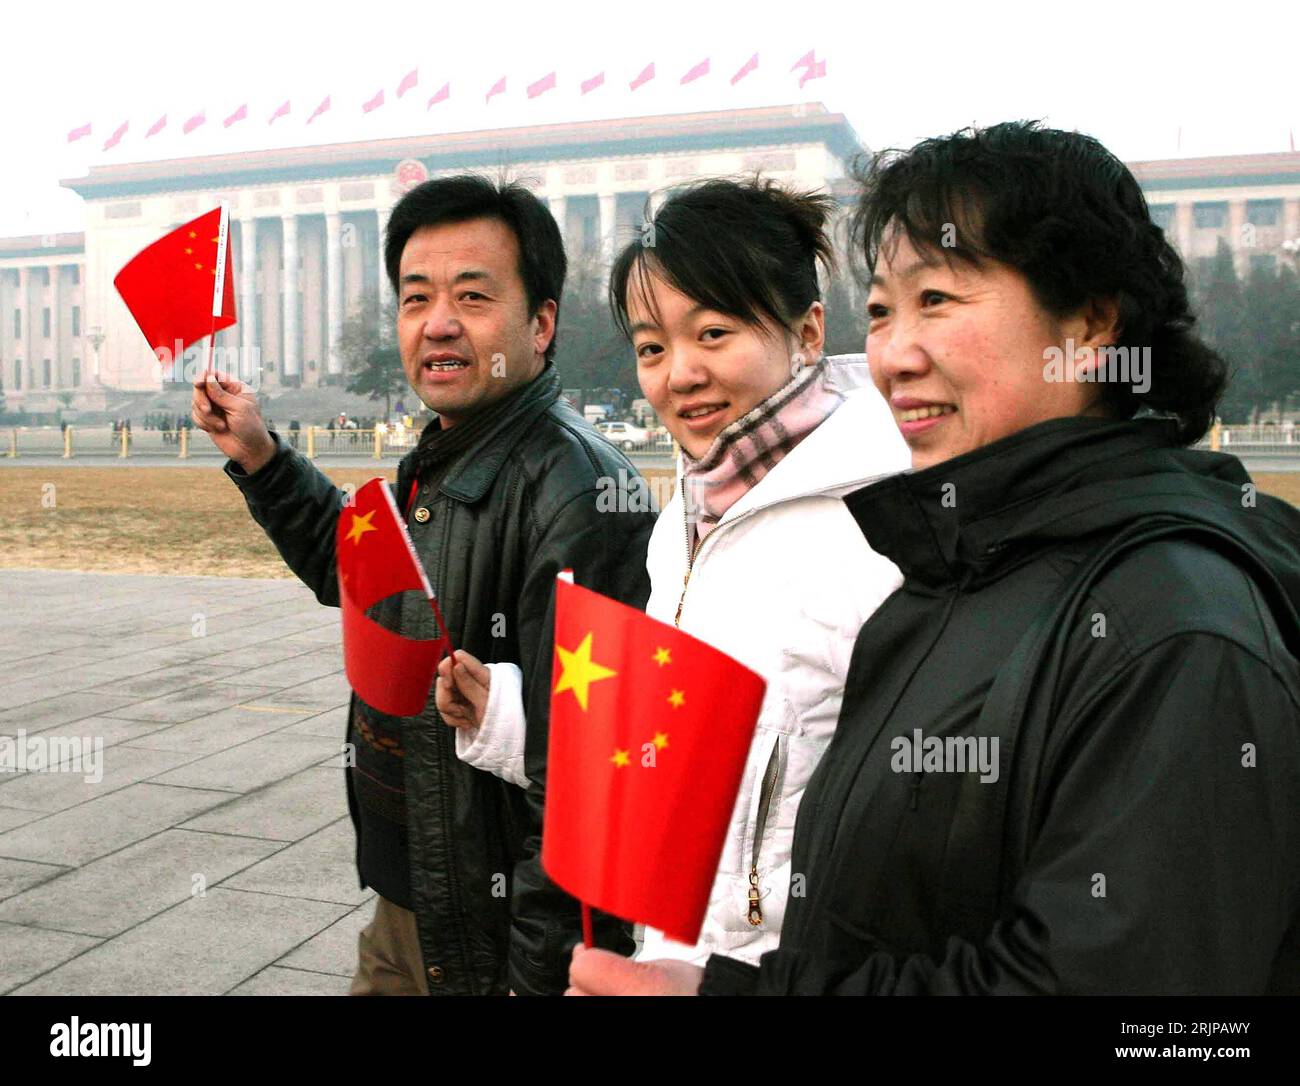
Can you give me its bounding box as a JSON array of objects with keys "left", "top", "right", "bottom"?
[{"left": 596, "top": 421, "right": 649, "bottom": 449}]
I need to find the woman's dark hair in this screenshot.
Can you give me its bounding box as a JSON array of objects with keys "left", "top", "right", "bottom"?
[
  {"left": 850, "top": 120, "right": 1227, "bottom": 444},
  {"left": 609, "top": 177, "right": 835, "bottom": 343},
  {"left": 385, "top": 174, "right": 565, "bottom": 362}
]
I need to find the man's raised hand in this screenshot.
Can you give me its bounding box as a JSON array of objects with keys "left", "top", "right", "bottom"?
[{"left": 192, "top": 370, "right": 276, "bottom": 474}]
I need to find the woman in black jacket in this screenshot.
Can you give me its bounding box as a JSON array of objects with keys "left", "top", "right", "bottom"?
[{"left": 569, "top": 121, "right": 1300, "bottom": 996}]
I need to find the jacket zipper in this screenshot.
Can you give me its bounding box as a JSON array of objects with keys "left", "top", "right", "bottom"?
[
  {"left": 673, "top": 489, "right": 697, "bottom": 628},
  {"left": 671, "top": 482, "right": 783, "bottom": 927},
  {"left": 747, "top": 736, "right": 782, "bottom": 926}
]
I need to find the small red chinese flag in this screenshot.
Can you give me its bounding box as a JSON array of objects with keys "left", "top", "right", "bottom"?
[
  {"left": 336, "top": 479, "right": 451, "bottom": 717},
  {"left": 542, "top": 575, "right": 766, "bottom": 945},
  {"left": 113, "top": 207, "right": 236, "bottom": 368}
]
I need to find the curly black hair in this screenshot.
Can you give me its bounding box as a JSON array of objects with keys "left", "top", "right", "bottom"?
[{"left": 850, "top": 121, "right": 1227, "bottom": 444}]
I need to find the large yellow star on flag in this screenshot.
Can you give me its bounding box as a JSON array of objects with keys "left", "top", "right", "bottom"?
[
  {"left": 554, "top": 632, "right": 617, "bottom": 711},
  {"left": 345, "top": 510, "right": 378, "bottom": 545}
]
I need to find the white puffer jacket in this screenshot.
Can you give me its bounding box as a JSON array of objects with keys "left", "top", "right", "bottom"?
[{"left": 454, "top": 366, "right": 909, "bottom": 966}]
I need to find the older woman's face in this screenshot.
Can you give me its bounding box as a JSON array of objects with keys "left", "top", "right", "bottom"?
[{"left": 867, "top": 231, "right": 1103, "bottom": 470}]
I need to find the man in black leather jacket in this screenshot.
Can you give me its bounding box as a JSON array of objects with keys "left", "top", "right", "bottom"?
[{"left": 192, "top": 176, "right": 655, "bottom": 995}]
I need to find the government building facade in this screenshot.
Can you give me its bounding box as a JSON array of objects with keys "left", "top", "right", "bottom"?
[
  {"left": 2, "top": 105, "right": 1299, "bottom": 414},
  {"left": 0, "top": 103, "right": 860, "bottom": 413}
]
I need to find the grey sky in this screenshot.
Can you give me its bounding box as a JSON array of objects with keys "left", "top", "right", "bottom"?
[{"left": 3, "top": 0, "right": 1296, "bottom": 237}]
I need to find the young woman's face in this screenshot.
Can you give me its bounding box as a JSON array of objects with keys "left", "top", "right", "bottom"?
[
  {"left": 628, "top": 269, "right": 823, "bottom": 459},
  {"left": 866, "top": 230, "right": 1106, "bottom": 470}
]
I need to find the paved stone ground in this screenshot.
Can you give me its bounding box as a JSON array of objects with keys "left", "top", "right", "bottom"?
[{"left": 0, "top": 569, "right": 372, "bottom": 996}]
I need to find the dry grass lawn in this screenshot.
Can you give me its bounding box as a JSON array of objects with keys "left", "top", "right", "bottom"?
[
  {"left": 0, "top": 466, "right": 1292, "bottom": 579},
  {"left": 0, "top": 465, "right": 679, "bottom": 578}
]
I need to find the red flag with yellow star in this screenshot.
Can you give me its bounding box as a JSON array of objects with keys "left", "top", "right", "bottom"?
[
  {"left": 336, "top": 478, "right": 452, "bottom": 716},
  {"left": 113, "top": 207, "right": 236, "bottom": 371},
  {"left": 542, "top": 573, "right": 765, "bottom": 945}
]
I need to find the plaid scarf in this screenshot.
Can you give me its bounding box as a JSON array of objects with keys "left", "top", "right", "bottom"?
[{"left": 681, "top": 357, "right": 845, "bottom": 544}]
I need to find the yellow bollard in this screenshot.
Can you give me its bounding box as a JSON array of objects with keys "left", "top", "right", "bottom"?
[
  {"left": 9, "top": 428, "right": 17, "bottom": 458},
  {"left": 306, "top": 425, "right": 315, "bottom": 459},
  {"left": 1210, "top": 422, "right": 1222, "bottom": 452},
  {"left": 373, "top": 424, "right": 383, "bottom": 460},
  {"left": 63, "top": 426, "right": 72, "bottom": 459},
  {"left": 179, "top": 426, "right": 189, "bottom": 459},
  {"left": 120, "top": 426, "right": 129, "bottom": 458}
]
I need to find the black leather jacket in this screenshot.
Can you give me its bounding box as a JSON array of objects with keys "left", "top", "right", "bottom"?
[{"left": 226, "top": 367, "right": 656, "bottom": 994}]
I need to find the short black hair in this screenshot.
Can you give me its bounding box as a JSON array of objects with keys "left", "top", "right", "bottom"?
[
  {"left": 384, "top": 174, "right": 566, "bottom": 362},
  {"left": 850, "top": 121, "right": 1227, "bottom": 444},
  {"left": 609, "top": 177, "right": 835, "bottom": 343}
]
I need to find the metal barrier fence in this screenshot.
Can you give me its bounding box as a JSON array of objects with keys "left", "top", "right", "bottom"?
[
  {"left": 1199, "top": 424, "right": 1300, "bottom": 451},
  {"left": 2, "top": 425, "right": 678, "bottom": 461}
]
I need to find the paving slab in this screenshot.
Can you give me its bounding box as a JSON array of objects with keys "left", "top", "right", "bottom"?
[
  {"left": 0, "top": 745, "right": 202, "bottom": 813},
  {"left": 0, "top": 828, "right": 284, "bottom": 937},
  {"left": 223, "top": 817, "right": 368, "bottom": 905},
  {"left": 0, "top": 781, "right": 233, "bottom": 866},
  {"left": 98, "top": 681, "right": 283, "bottom": 725},
  {"left": 121, "top": 701, "right": 319, "bottom": 757},
  {"left": 180, "top": 765, "right": 344, "bottom": 841},
  {"left": 0, "top": 856, "right": 69, "bottom": 901},
  {"left": 276, "top": 900, "right": 373, "bottom": 977},
  {"left": 146, "top": 731, "right": 341, "bottom": 794},
  {"left": 227, "top": 964, "right": 350, "bottom": 995},
  {"left": 0, "top": 920, "right": 102, "bottom": 995},
  {"left": 9, "top": 887, "right": 347, "bottom": 995}
]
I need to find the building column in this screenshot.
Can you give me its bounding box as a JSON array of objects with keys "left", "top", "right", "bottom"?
[
  {"left": 238, "top": 218, "right": 256, "bottom": 383},
  {"left": 20, "top": 266, "right": 34, "bottom": 394},
  {"left": 375, "top": 205, "right": 390, "bottom": 308},
  {"left": 1174, "top": 202, "right": 1194, "bottom": 258},
  {"left": 1228, "top": 199, "right": 1248, "bottom": 275},
  {"left": 548, "top": 195, "right": 567, "bottom": 247},
  {"left": 49, "top": 264, "right": 61, "bottom": 389},
  {"left": 598, "top": 192, "right": 617, "bottom": 265},
  {"left": 1283, "top": 197, "right": 1300, "bottom": 247},
  {"left": 281, "top": 214, "right": 299, "bottom": 380},
  {"left": 326, "top": 211, "right": 344, "bottom": 377}
]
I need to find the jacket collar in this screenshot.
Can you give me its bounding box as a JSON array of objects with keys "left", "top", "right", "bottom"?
[
  {"left": 412, "top": 364, "right": 561, "bottom": 504},
  {"left": 706, "top": 387, "right": 912, "bottom": 524},
  {"left": 843, "top": 415, "right": 1187, "bottom": 588}
]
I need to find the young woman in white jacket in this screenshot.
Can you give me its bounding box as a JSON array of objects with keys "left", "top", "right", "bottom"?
[{"left": 435, "top": 178, "right": 909, "bottom": 970}]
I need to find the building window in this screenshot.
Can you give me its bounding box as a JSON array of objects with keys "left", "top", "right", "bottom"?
[
  {"left": 38, "top": 267, "right": 50, "bottom": 286},
  {"left": 42, "top": 359, "right": 51, "bottom": 387},
  {"left": 1149, "top": 205, "right": 1175, "bottom": 230},
  {"left": 12, "top": 309, "right": 19, "bottom": 339},
  {"left": 13, "top": 359, "right": 20, "bottom": 389},
  {"left": 72, "top": 358, "right": 81, "bottom": 386},
  {"left": 42, "top": 308, "right": 51, "bottom": 337},
  {"left": 72, "top": 306, "right": 80, "bottom": 337},
  {"left": 1246, "top": 199, "right": 1282, "bottom": 227},
  {"left": 71, "top": 266, "right": 80, "bottom": 285},
  {"left": 1193, "top": 202, "right": 1228, "bottom": 229}
]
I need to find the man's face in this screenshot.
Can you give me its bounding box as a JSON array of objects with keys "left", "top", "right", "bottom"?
[{"left": 396, "top": 217, "right": 556, "bottom": 425}]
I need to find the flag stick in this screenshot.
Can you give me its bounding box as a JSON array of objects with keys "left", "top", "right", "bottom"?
[
  {"left": 203, "top": 315, "right": 218, "bottom": 378},
  {"left": 206, "top": 203, "right": 230, "bottom": 380},
  {"left": 581, "top": 902, "right": 594, "bottom": 948}
]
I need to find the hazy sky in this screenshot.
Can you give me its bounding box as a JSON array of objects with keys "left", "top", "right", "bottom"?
[{"left": 3, "top": 0, "right": 1296, "bottom": 237}]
